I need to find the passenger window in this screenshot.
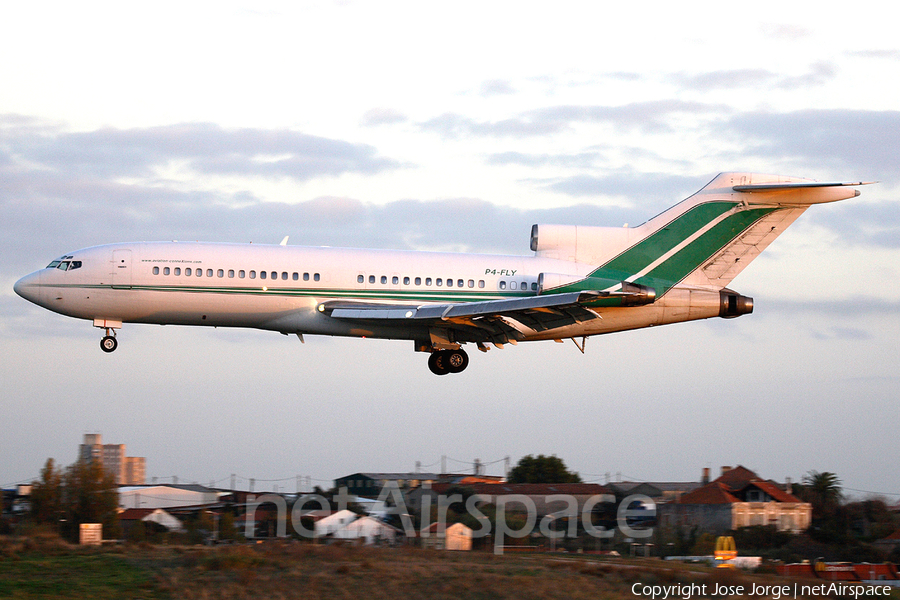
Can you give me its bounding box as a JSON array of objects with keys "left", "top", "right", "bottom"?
[
  {"left": 381, "top": 275, "right": 387, "bottom": 284},
  {"left": 510, "top": 282, "right": 517, "bottom": 290},
  {"left": 217, "top": 269, "right": 224, "bottom": 278},
  {"left": 446, "top": 279, "right": 453, "bottom": 287},
  {"left": 186, "top": 268, "right": 192, "bottom": 276},
  {"left": 153, "top": 266, "right": 160, "bottom": 275},
  {"left": 369, "top": 275, "right": 375, "bottom": 284},
  {"left": 425, "top": 278, "right": 432, "bottom": 286},
  {"left": 392, "top": 276, "right": 399, "bottom": 285},
  {"left": 436, "top": 278, "right": 442, "bottom": 286},
  {"left": 239, "top": 270, "right": 245, "bottom": 278},
  {"left": 304, "top": 273, "right": 310, "bottom": 281},
  {"left": 314, "top": 273, "right": 320, "bottom": 281},
  {"left": 281, "top": 272, "right": 288, "bottom": 280},
  {"left": 197, "top": 269, "right": 203, "bottom": 277},
  {"left": 521, "top": 281, "right": 527, "bottom": 290},
  {"left": 228, "top": 269, "right": 234, "bottom": 278},
  {"left": 249, "top": 270, "right": 256, "bottom": 279},
  {"left": 468, "top": 280, "right": 474, "bottom": 288},
  {"left": 458, "top": 279, "right": 464, "bottom": 287},
  {"left": 499, "top": 281, "right": 506, "bottom": 290},
  {"left": 292, "top": 273, "right": 298, "bottom": 281},
  {"left": 270, "top": 271, "right": 277, "bottom": 280},
  {"left": 207, "top": 269, "right": 214, "bottom": 277},
  {"left": 415, "top": 277, "right": 421, "bottom": 285},
  {"left": 479, "top": 280, "right": 485, "bottom": 288},
  {"left": 164, "top": 267, "right": 171, "bottom": 275},
  {"left": 260, "top": 271, "right": 267, "bottom": 280},
  {"left": 174, "top": 268, "right": 181, "bottom": 276},
  {"left": 358, "top": 275, "right": 364, "bottom": 283},
  {"left": 531, "top": 282, "right": 538, "bottom": 291},
  {"left": 403, "top": 276, "right": 410, "bottom": 285}
]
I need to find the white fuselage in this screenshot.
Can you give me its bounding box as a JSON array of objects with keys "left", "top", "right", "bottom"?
[{"left": 14, "top": 241, "right": 724, "bottom": 345}]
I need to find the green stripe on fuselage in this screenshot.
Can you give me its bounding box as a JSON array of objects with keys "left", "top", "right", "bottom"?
[
  {"left": 544, "top": 202, "right": 778, "bottom": 298},
  {"left": 632, "top": 207, "right": 776, "bottom": 295},
  {"left": 594, "top": 201, "right": 737, "bottom": 277}
]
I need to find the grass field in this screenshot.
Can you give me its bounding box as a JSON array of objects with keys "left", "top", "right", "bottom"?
[{"left": 2, "top": 534, "right": 899, "bottom": 600}]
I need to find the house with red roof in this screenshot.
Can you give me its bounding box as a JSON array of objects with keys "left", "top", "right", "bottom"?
[{"left": 658, "top": 465, "right": 811, "bottom": 535}]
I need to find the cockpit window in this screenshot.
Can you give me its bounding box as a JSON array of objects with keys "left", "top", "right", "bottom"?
[{"left": 46, "top": 259, "right": 82, "bottom": 271}]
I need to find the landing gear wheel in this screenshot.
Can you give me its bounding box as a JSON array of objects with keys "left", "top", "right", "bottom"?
[
  {"left": 446, "top": 349, "right": 469, "bottom": 373},
  {"left": 100, "top": 335, "right": 118, "bottom": 353},
  {"left": 428, "top": 351, "right": 449, "bottom": 375}
]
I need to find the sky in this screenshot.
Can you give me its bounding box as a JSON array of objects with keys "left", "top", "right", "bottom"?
[{"left": 2, "top": 1, "right": 898, "bottom": 499}]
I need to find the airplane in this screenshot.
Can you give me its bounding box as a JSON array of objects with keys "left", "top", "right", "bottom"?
[{"left": 14, "top": 172, "right": 870, "bottom": 375}]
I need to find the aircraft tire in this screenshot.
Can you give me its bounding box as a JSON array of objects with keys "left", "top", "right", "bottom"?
[
  {"left": 446, "top": 349, "right": 469, "bottom": 373},
  {"left": 428, "top": 351, "right": 449, "bottom": 375},
  {"left": 100, "top": 335, "right": 118, "bottom": 353}
]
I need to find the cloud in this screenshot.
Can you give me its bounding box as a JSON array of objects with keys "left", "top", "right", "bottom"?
[
  {"left": 760, "top": 23, "right": 813, "bottom": 41},
  {"left": 419, "top": 101, "right": 728, "bottom": 138},
  {"left": 480, "top": 79, "right": 516, "bottom": 96},
  {"left": 487, "top": 150, "right": 605, "bottom": 169},
  {"left": 807, "top": 199, "right": 900, "bottom": 248},
  {"left": 0, "top": 118, "right": 400, "bottom": 181},
  {"left": 724, "top": 109, "right": 900, "bottom": 176},
  {"left": 847, "top": 49, "right": 900, "bottom": 60},
  {"left": 360, "top": 108, "right": 408, "bottom": 126},
  {"left": 671, "top": 68, "right": 781, "bottom": 91},
  {"left": 537, "top": 171, "right": 704, "bottom": 212},
  {"left": 670, "top": 62, "right": 836, "bottom": 92}
]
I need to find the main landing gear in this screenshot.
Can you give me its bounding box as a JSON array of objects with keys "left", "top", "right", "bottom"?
[{"left": 427, "top": 348, "right": 469, "bottom": 375}]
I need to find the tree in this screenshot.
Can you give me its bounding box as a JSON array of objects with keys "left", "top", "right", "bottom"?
[
  {"left": 507, "top": 455, "right": 582, "bottom": 484},
  {"left": 59, "top": 459, "right": 121, "bottom": 541},
  {"left": 31, "top": 458, "right": 64, "bottom": 527},
  {"left": 799, "top": 471, "right": 843, "bottom": 516}
]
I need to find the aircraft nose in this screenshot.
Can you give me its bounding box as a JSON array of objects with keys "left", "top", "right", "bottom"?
[{"left": 14, "top": 271, "right": 42, "bottom": 305}]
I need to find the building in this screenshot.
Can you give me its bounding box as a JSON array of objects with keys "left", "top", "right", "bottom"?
[
  {"left": 659, "top": 466, "right": 811, "bottom": 535},
  {"left": 78, "top": 434, "right": 146, "bottom": 485},
  {"left": 314, "top": 509, "right": 359, "bottom": 538},
  {"left": 607, "top": 481, "right": 703, "bottom": 504},
  {"left": 409, "top": 482, "right": 613, "bottom": 521},
  {"left": 421, "top": 522, "right": 473, "bottom": 550},
  {"left": 332, "top": 516, "right": 402, "bottom": 545},
  {"left": 333, "top": 472, "right": 441, "bottom": 499},
  {"left": 118, "top": 484, "right": 224, "bottom": 509},
  {"left": 119, "top": 508, "right": 183, "bottom": 536}
]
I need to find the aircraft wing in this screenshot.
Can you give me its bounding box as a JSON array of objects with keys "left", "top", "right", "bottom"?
[{"left": 319, "top": 291, "right": 610, "bottom": 343}]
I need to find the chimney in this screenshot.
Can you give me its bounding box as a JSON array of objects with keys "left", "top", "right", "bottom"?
[
  {"left": 701, "top": 467, "right": 710, "bottom": 484},
  {"left": 721, "top": 465, "right": 732, "bottom": 477},
  {"left": 785, "top": 477, "right": 792, "bottom": 494}
]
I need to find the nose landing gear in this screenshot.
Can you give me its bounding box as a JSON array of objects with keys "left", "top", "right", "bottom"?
[
  {"left": 427, "top": 348, "right": 469, "bottom": 375},
  {"left": 100, "top": 329, "right": 118, "bottom": 353},
  {"left": 93, "top": 319, "right": 122, "bottom": 353}
]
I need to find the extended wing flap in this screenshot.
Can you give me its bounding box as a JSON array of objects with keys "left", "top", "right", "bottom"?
[{"left": 322, "top": 290, "right": 607, "bottom": 335}]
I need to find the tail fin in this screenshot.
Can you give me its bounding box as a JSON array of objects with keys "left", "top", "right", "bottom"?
[
  {"left": 535, "top": 173, "right": 871, "bottom": 297},
  {"left": 608, "top": 173, "right": 870, "bottom": 295}
]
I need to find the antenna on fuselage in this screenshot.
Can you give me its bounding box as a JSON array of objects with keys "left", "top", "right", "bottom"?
[{"left": 280, "top": 236, "right": 289, "bottom": 246}]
